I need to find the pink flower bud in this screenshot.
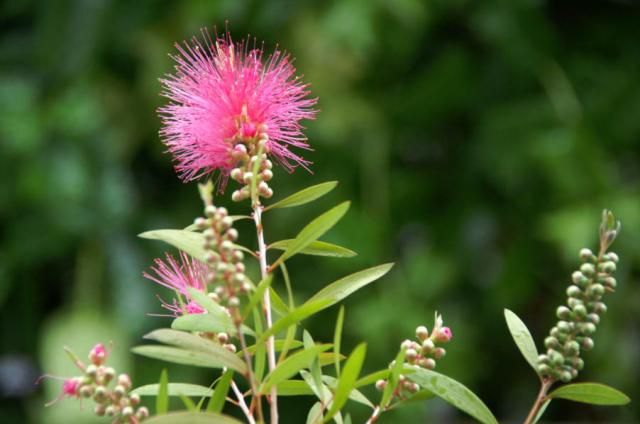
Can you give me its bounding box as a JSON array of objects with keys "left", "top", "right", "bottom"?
[
  {"left": 62, "top": 378, "right": 81, "bottom": 397},
  {"left": 434, "top": 327, "right": 452, "bottom": 343},
  {"left": 241, "top": 122, "right": 257, "bottom": 138},
  {"left": 89, "top": 343, "right": 108, "bottom": 365}
]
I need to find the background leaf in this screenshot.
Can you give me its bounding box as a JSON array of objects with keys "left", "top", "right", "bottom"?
[
  {"left": 269, "top": 240, "right": 356, "bottom": 258},
  {"left": 548, "top": 383, "right": 631, "bottom": 405},
  {"left": 207, "top": 370, "right": 234, "bottom": 413},
  {"left": 504, "top": 309, "right": 539, "bottom": 373},
  {"left": 139, "top": 230, "right": 207, "bottom": 262},
  {"left": 408, "top": 368, "right": 498, "bottom": 424},
  {"left": 132, "top": 383, "right": 213, "bottom": 397},
  {"left": 265, "top": 181, "right": 338, "bottom": 211},
  {"left": 156, "top": 369, "right": 169, "bottom": 415},
  {"left": 260, "top": 345, "right": 331, "bottom": 393},
  {"left": 324, "top": 343, "right": 367, "bottom": 422},
  {"left": 273, "top": 202, "right": 350, "bottom": 267},
  {"left": 132, "top": 346, "right": 234, "bottom": 369},
  {"left": 144, "top": 412, "right": 243, "bottom": 424}
]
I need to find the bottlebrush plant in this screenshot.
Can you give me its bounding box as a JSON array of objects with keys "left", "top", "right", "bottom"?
[{"left": 42, "top": 29, "right": 630, "bottom": 424}]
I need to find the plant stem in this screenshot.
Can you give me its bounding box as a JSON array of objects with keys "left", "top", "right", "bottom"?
[
  {"left": 235, "top": 322, "right": 263, "bottom": 423},
  {"left": 232, "top": 380, "right": 257, "bottom": 424},
  {"left": 253, "top": 204, "right": 278, "bottom": 424},
  {"left": 523, "top": 379, "right": 554, "bottom": 424},
  {"left": 365, "top": 406, "right": 382, "bottom": 424}
]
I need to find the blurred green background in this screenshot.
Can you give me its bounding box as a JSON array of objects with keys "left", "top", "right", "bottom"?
[{"left": 1, "top": 0, "right": 639, "bottom": 422}]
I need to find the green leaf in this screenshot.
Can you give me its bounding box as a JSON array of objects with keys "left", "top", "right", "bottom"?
[
  {"left": 157, "top": 369, "right": 169, "bottom": 415},
  {"left": 133, "top": 346, "right": 237, "bottom": 370},
  {"left": 308, "top": 264, "right": 394, "bottom": 308},
  {"left": 548, "top": 383, "right": 631, "bottom": 405},
  {"left": 504, "top": 309, "right": 539, "bottom": 373},
  {"left": 269, "top": 287, "right": 290, "bottom": 316},
  {"left": 355, "top": 369, "right": 390, "bottom": 389},
  {"left": 243, "top": 339, "right": 304, "bottom": 355},
  {"left": 390, "top": 389, "right": 435, "bottom": 409},
  {"left": 533, "top": 399, "right": 550, "bottom": 423},
  {"left": 381, "top": 348, "right": 405, "bottom": 408},
  {"left": 303, "top": 331, "right": 325, "bottom": 403},
  {"left": 321, "top": 375, "right": 374, "bottom": 408},
  {"left": 407, "top": 368, "right": 498, "bottom": 424},
  {"left": 132, "top": 383, "right": 213, "bottom": 397},
  {"left": 306, "top": 401, "right": 324, "bottom": 424},
  {"left": 324, "top": 343, "right": 367, "bottom": 422},
  {"left": 144, "top": 412, "right": 243, "bottom": 424},
  {"left": 253, "top": 308, "right": 266, "bottom": 382},
  {"left": 260, "top": 345, "right": 331, "bottom": 393},
  {"left": 269, "top": 240, "right": 356, "bottom": 258},
  {"left": 171, "top": 314, "right": 234, "bottom": 335},
  {"left": 144, "top": 329, "right": 247, "bottom": 374},
  {"left": 180, "top": 394, "right": 197, "bottom": 411},
  {"left": 333, "top": 306, "right": 345, "bottom": 377},
  {"left": 273, "top": 202, "right": 350, "bottom": 267},
  {"left": 256, "top": 299, "right": 333, "bottom": 346},
  {"left": 265, "top": 181, "right": 338, "bottom": 211},
  {"left": 208, "top": 370, "right": 234, "bottom": 413},
  {"left": 277, "top": 379, "right": 315, "bottom": 396},
  {"left": 139, "top": 230, "right": 207, "bottom": 262}
]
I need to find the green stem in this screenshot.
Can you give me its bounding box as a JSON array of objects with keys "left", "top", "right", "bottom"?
[{"left": 523, "top": 379, "right": 554, "bottom": 424}]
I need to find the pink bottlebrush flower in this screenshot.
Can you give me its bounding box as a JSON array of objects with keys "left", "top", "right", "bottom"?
[
  {"left": 143, "top": 251, "right": 208, "bottom": 316},
  {"left": 158, "top": 30, "right": 318, "bottom": 183}
]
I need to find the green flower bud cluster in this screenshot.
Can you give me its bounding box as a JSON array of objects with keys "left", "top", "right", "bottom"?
[
  {"left": 63, "top": 345, "right": 148, "bottom": 423},
  {"left": 376, "top": 314, "right": 452, "bottom": 400},
  {"left": 194, "top": 204, "right": 252, "bottom": 314},
  {"left": 537, "top": 210, "right": 621, "bottom": 383},
  {"left": 230, "top": 132, "right": 274, "bottom": 202}
]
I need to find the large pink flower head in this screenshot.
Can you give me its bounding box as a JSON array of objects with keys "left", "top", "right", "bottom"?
[
  {"left": 159, "top": 30, "right": 318, "bottom": 183},
  {"left": 143, "top": 251, "right": 208, "bottom": 316}
]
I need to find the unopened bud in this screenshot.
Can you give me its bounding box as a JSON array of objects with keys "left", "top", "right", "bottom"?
[
  {"left": 130, "top": 393, "right": 141, "bottom": 406},
  {"left": 601, "top": 261, "right": 616, "bottom": 273},
  {"left": 405, "top": 348, "right": 417, "bottom": 362},
  {"left": 420, "top": 358, "right": 436, "bottom": 369},
  {"left": 89, "top": 343, "right": 108, "bottom": 365},
  {"left": 579, "top": 248, "right": 594, "bottom": 262},
  {"left": 375, "top": 379, "right": 387, "bottom": 391},
  {"left": 557, "top": 321, "right": 571, "bottom": 333},
  {"left": 580, "top": 263, "right": 595, "bottom": 276},
  {"left": 433, "top": 347, "right": 446, "bottom": 359},
  {"left": 587, "top": 313, "right": 600, "bottom": 325},
  {"left": 581, "top": 337, "right": 594, "bottom": 351},
  {"left": 415, "top": 325, "right": 429, "bottom": 341},
  {"left": 572, "top": 304, "right": 587, "bottom": 317},
  {"left": 544, "top": 337, "right": 560, "bottom": 349},
  {"left": 93, "top": 385, "right": 107, "bottom": 402},
  {"left": 591, "top": 302, "right": 607, "bottom": 314},
  {"left": 94, "top": 404, "right": 106, "bottom": 416},
  {"left": 421, "top": 339, "right": 435, "bottom": 352},
  {"left": 560, "top": 370, "right": 572, "bottom": 383},
  {"left": 105, "top": 405, "right": 117, "bottom": 417},
  {"left": 136, "top": 406, "right": 150, "bottom": 420},
  {"left": 556, "top": 306, "right": 571, "bottom": 320},
  {"left": 261, "top": 169, "right": 273, "bottom": 181},
  {"left": 588, "top": 284, "right": 605, "bottom": 297},
  {"left": 571, "top": 271, "right": 585, "bottom": 284},
  {"left": 224, "top": 343, "right": 237, "bottom": 353},
  {"left": 122, "top": 406, "right": 134, "bottom": 418},
  {"left": 79, "top": 384, "right": 94, "bottom": 398},
  {"left": 580, "top": 322, "right": 596, "bottom": 335},
  {"left": 117, "top": 374, "right": 132, "bottom": 390},
  {"left": 564, "top": 341, "right": 580, "bottom": 356},
  {"left": 103, "top": 367, "right": 115, "bottom": 383},
  {"left": 608, "top": 252, "right": 619, "bottom": 263},
  {"left": 205, "top": 205, "right": 217, "bottom": 218},
  {"left": 85, "top": 364, "right": 97, "bottom": 378},
  {"left": 566, "top": 285, "right": 582, "bottom": 298},
  {"left": 230, "top": 168, "right": 243, "bottom": 181},
  {"left": 114, "top": 384, "right": 126, "bottom": 398},
  {"left": 226, "top": 228, "right": 238, "bottom": 241}
]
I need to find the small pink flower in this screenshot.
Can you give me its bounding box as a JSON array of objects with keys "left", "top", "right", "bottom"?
[
  {"left": 159, "top": 30, "right": 317, "bottom": 183},
  {"left": 62, "top": 378, "right": 81, "bottom": 397},
  {"left": 143, "top": 251, "right": 208, "bottom": 316}
]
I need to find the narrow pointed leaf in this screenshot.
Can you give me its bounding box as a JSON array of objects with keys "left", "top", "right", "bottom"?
[
  {"left": 306, "top": 401, "right": 324, "bottom": 424},
  {"left": 132, "top": 383, "right": 213, "bottom": 397},
  {"left": 139, "top": 230, "right": 207, "bottom": 262},
  {"left": 156, "top": 369, "right": 169, "bottom": 414},
  {"left": 265, "top": 181, "right": 338, "bottom": 211},
  {"left": 260, "top": 345, "right": 331, "bottom": 393},
  {"left": 548, "top": 383, "right": 631, "bottom": 405},
  {"left": 321, "top": 375, "right": 374, "bottom": 408},
  {"left": 256, "top": 299, "right": 333, "bottom": 345},
  {"left": 324, "top": 343, "right": 367, "bottom": 422},
  {"left": 504, "top": 309, "right": 539, "bottom": 373},
  {"left": 269, "top": 240, "right": 356, "bottom": 258},
  {"left": 180, "top": 394, "right": 197, "bottom": 411},
  {"left": 381, "top": 349, "right": 405, "bottom": 408},
  {"left": 133, "top": 346, "right": 236, "bottom": 370},
  {"left": 273, "top": 202, "right": 350, "bottom": 267},
  {"left": 533, "top": 399, "right": 550, "bottom": 423},
  {"left": 277, "top": 380, "right": 315, "bottom": 396},
  {"left": 208, "top": 370, "right": 234, "bottom": 413},
  {"left": 269, "top": 287, "right": 290, "bottom": 316},
  {"left": 308, "top": 264, "right": 394, "bottom": 307},
  {"left": 243, "top": 340, "right": 304, "bottom": 355},
  {"left": 303, "top": 331, "right": 325, "bottom": 402},
  {"left": 334, "top": 306, "right": 345, "bottom": 377},
  {"left": 144, "top": 412, "right": 243, "bottom": 424},
  {"left": 144, "top": 329, "right": 247, "bottom": 373},
  {"left": 408, "top": 368, "right": 498, "bottom": 424}
]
